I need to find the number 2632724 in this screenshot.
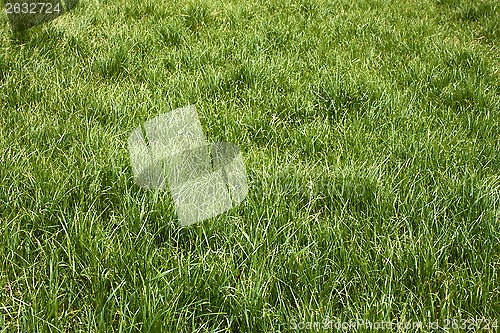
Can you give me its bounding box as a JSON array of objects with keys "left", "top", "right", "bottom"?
[{"left": 5, "top": 2, "right": 62, "bottom": 15}]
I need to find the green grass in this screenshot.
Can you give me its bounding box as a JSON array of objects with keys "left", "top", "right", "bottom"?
[{"left": 0, "top": 0, "right": 499, "bottom": 331}]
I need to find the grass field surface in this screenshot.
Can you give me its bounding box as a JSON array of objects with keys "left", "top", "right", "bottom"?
[{"left": 0, "top": 0, "right": 499, "bottom": 331}]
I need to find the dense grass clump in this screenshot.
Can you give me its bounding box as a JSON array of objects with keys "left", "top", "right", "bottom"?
[{"left": 0, "top": 0, "right": 499, "bottom": 331}]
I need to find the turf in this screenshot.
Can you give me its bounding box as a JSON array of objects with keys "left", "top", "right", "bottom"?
[{"left": 0, "top": 0, "right": 499, "bottom": 331}]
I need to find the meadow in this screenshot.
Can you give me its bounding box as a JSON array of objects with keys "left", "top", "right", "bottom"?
[{"left": 0, "top": 0, "right": 499, "bottom": 331}]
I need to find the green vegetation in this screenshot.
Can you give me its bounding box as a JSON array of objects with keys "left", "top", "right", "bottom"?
[{"left": 0, "top": 0, "right": 499, "bottom": 331}]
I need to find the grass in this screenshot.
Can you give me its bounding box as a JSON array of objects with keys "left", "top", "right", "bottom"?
[{"left": 0, "top": 0, "right": 499, "bottom": 331}]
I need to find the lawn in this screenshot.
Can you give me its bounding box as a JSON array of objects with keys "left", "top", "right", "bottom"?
[{"left": 0, "top": 0, "right": 499, "bottom": 331}]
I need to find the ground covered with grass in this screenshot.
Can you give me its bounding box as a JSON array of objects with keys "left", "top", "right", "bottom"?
[{"left": 0, "top": 0, "right": 499, "bottom": 331}]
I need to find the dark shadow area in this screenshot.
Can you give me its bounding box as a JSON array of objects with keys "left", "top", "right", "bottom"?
[{"left": 5, "top": 0, "right": 79, "bottom": 32}]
